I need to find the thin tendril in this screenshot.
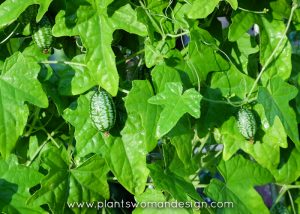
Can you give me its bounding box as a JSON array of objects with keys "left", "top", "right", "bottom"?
[
  {"left": 0, "top": 23, "right": 20, "bottom": 45},
  {"left": 238, "top": 7, "right": 269, "bottom": 14}
]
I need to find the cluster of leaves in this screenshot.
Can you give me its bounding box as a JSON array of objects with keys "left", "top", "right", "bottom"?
[{"left": 0, "top": 0, "right": 300, "bottom": 213}]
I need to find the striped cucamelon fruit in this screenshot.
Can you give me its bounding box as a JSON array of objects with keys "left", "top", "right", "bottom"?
[
  {"left": 90, "top": 89, "right": 116, "bottom": 133},
  {"left": 32, "top": 16, "right": 53, "bottom": 53},
  {"left": 237, "top": 108, "right": 257, "bottom": 141},
  {"left": 18, "top": 4, "right": 38, "bottom": 25}
]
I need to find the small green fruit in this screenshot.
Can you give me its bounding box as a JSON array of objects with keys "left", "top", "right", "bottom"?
[
  {"left": 32, "top": 16, "right": 53, "bottom": 53},
  {"left": 90, "top": 88, "right": 116, "bottom": 133},
  {"left": 237, "top": 108, "right": 257, "bottom": 141}
]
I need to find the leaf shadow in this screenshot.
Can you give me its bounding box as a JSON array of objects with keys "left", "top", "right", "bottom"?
[
  {"left": 198, "top": 87, "right": 236, "bottom": 137},
  {"left": 0, "top": 179, "right": 18, "bottom": 210},
  {"left": 277, "top": 140, "right": 294, "bottom": 170},
  {"left": 107, "top": 0, "right": 129, "bottom": 17},
  {"left": 64, "top": 0, "right": 91, "bottom": 28},
  {"left": 252, "top": 109, "right": 266, "bottom": 142}
]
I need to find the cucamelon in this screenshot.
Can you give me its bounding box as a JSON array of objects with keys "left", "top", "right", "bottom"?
[
  {"left": 90, "top": 88, "right": 116, "bottom": 133},
  {"left": 237, "top": 108, "right": 257, "bottom": 141},
  {"left": 32, "top": 16, "right": 53, "bottom": 53}
]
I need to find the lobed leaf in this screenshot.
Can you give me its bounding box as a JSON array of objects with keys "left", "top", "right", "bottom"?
[
  {"left": 205, "top": 155, "right": 273, "bottom": 214},
  {"left": 148, "top": 82, "right": 202, "bottom": 138},
  {"left": 0, "top": 52, "right": 48, "bottom": 158},
  {"left": 52, "top": 1, "right": 147, "bottom": 96}
]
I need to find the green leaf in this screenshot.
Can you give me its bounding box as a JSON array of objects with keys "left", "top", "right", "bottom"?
[
  {"left": 270, "top": 0, "right": 291, "bottom": 19},
  {"left": 226, "top": 0, "right": 238, "bottom": 10},
  {"left": 0, "top": 0, "right": 52, "bottom": 29},
  {"left": 220, "top": 106, "right": 287, "bottom": 164},
  {"left": 0, "top": 156, "right": 45, "bottom": 214},
  {"left": 49, "top": 49, "right": 93, "bottom": 96},
  {"left": 205, "top": 155, "right": 273, "bottom": 214},
  {"left": 0, "top": 52, "right": 48, "bottom": 158},
  {"left": 231, "top": 33, "right": 259, "bottom": 74},
  {"left": 187, "top": 0, "right": 220, "bottom": 19},
  {"left": 220, "top": 117, "right": 247, "bottom": 160},
  {"left": 103, "top": 136, "right": 149, "bottom": 195},
  {"left": 52, "top": 1, "right": 147, "bottom": 96},
  {"left": 173, "top": 3, "right": 192, "bottom": 31},
  {"left": 144, "top": 38, "right": 174, "bottom": 68},
  {"left": 230, "top": 12, "right": 292, "bottom": 80},
  {"left": 211, "top": 64, "right": 255, "bottom": 98},
  {"left": 168, "top": 116, "right": 194, "bottom": 167},
  {"left": 29, "top": 147, "right": 110, "bottom": 213},
  {"left": 64, "top": 90, "right": 149, "bottom": 195},
  {"left": 259, "top": 16, "right": 292, "bottom": 81},
  {"left": 148, "top": 164, "right": 200, "bottom": 201},
  {"left": 151, "top": 63, "right": 181, "bottom": 93},
  {"left": 133, "top": 188, "right": 191, "bottom": 214},
  {"left": 188, "top": 28, "right": 229, "bottom": 81},
  {"left": 257, "top": 77, "right": 299, "bottom": 145},
  {"left": 161, "top": 142, "right": 196, "bottom": 177},
  {"left": 137, "top": 0, "right": 173, "bottom": 41},
  {"left": 246, "top": 105, "right": 287, "bottom": 169},
  {"left": 63, "top": 92, "right": 105, "bottom": 159},
  {"left": 273, "top": 147, "right": 300, "bottom": 183},
  {"left": 228, "top": 11, "right": 256, "bottom": 41},
  {"left": 148, "top": 82, "right": 202, "bottom": 138},
  {"left": 197, "top": 88, "right": 235, "bottom": 135},
  {"left": 121, "top": 80, "right": 160, "bottom": 152}
]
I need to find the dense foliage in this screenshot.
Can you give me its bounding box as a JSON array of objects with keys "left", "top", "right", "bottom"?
[{"left": 0, "top": 0, "right": 300, "bottom": 213}]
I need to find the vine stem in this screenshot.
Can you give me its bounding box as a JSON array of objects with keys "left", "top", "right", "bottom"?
[
  {"left": 43, "top": 128, "right": 60, "bottom": 148},
  {"left": 0, "top": 23, "right": 20, "bottom": 45},
  {"left": 287, "top": 190, "right": 296, "bottom": 214},
  {"left": 118, "top": 87, "right": 129, "bottom": 94},
  {"left": 276, "top": 183, "right": 300, "bottom": 189},
  {"left": 202, "top": 96, "right": 256, "bottom": 106},
  {"left": 165, "top": 31, "right": 189, "bottom": 38},
  {"left": 245, "top": 4, "right": 297, "bottom": 103},
  {"left": 139, "top": 0, "right": 164, "bottom": 36},
  {"left": 42, "top": 49, "right": 145, "bottom": 67},
  {"left": 116, "top": 49, "right": 145, "bottom": 65},
  {"left": 25, "top": 139, "right": 48, "bottom": 166},
  {"left": 24, "top": 108, "right": 40, "bottom": 137},
  {"left": 40, "top": 60, "right": 87, "bottom": 67},
  {"left": 238, "top": 7, "right": 269, "bottom": 14}
]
